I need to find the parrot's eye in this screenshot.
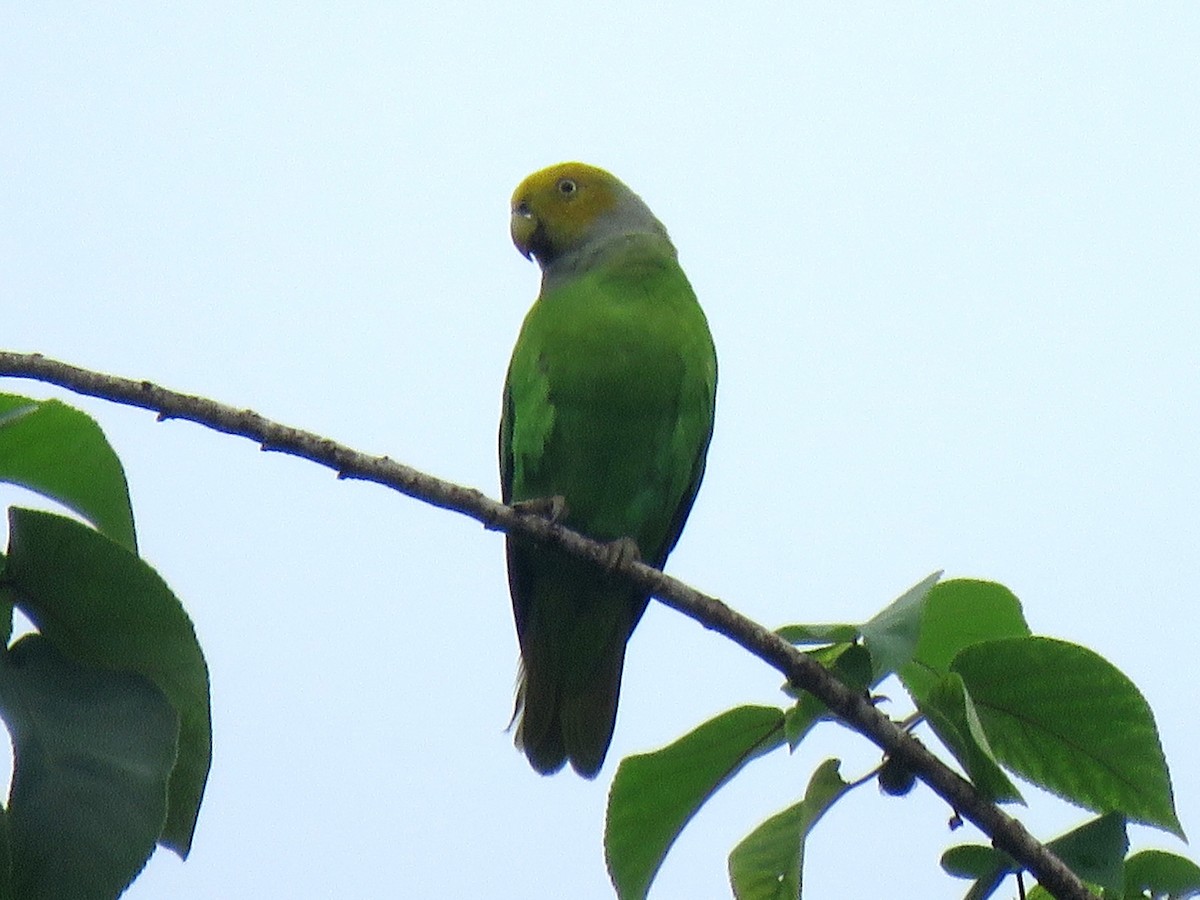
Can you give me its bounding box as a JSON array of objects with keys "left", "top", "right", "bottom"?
[
  {"left": 514, "top": 200, "right": 532, "bottom": 218},
  {"left": 557, "top": 178, "right": 577, "bottom": 196}
]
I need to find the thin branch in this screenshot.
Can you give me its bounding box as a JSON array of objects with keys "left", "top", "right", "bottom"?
[{"left": 0, "top": 350, "right": 1094, "bottom": 900}]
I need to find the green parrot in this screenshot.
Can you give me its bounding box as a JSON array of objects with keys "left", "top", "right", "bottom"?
[{"left": 501, "top": 162, "right": 717, "bottom": 777}]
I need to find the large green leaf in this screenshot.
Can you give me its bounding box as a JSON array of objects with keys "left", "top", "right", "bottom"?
[
  {"left": 0, "top": 395, "right": 136, "bottom": 552},
  {"left": 4, "top": 508, "right": 210, "bottom": 855},
  {"left": 954, "top": 637, "right": 1181, "bottom": 836},
  {"left": 899, "top": 579, "right": 1030, "bottom": 702},
  {"left": 606, "top": 706, "right": 785, "bottom": 900},
  {"left": 0, "top": 634, "right": 177, "bottom": 899},
  {"left": 727, "top": 759, "right": 850, "bottom": 900}
]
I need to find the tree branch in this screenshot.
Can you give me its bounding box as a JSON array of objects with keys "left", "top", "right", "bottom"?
[{"left": 0, "top": 350, "right": 1094, "bottom": 900}]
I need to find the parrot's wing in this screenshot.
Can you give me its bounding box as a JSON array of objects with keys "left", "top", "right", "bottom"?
[
  {"left": 650, "top": 357, "right": 717, "bottom": 570},
  {"left": 498, "top": 378, "right": 514, "bottom": 505}
]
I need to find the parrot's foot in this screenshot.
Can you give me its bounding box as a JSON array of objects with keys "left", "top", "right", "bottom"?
[
  {"left": 601, "top": 537, "right": 642, "bottom": 571},
  {"left": 512, "top": 495, "right": 569, "bottom": 523}
]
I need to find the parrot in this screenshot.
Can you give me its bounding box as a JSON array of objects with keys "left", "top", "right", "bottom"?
[{"left": 500, "top": 162, "right": 717, "bottom": 777}]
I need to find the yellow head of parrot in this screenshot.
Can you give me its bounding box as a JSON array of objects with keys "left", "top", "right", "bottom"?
[{"left": 509, "top": 162, "right": 625, "bottom": 266}]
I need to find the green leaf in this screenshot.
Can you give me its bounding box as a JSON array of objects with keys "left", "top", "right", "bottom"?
[
  {"left": 919, "top": 673, "right": 1022, "bottom": 803},
  {"left": 783, "top": 644, "right": 872, "bottom": 749},
  {"left": 1124, "top": 849, "right": 1200, "bottom": 899},
  {"left": 943, "top": 815, "right": 1125, "bottom": 900},
  {"left": 727, "top": 759, "right": 851, "bottom": 900},
  {"left": 0, "top": 634, "right": 178, "bottom": 899},
  {"left": 940, "top": 844, "right": 1017, "bottom": 900},
  {"left": 858, "top": 571, "right": 941, "bottom": 681},
  {"left": 1042, "top": 812, "right": 1127, "bottom": 896},
  {"left": 775, "top": 623, "right": 859, "bottom": 645},
  {"left": 0, "top": 395, "right": 136, "bottom": 552},
  {"left": 941, "top": 843, "right": 1012, "bottom": 900},
  {"left": 942, "top": 843, "right": 1010, "bottom": 879},
  {"left": 953, "top": 637, "right": 1182, "bottom": 837},
  {"left": 783, "top": 701, "right": 821, "bottom": 751},
  {"left": 899, "top": 579, "right": 1030, "bottom": 702},
  {"left": 4, "top": 508, "right": 211, "bottom": 856},
  {"left": 606, "top": 706, "right": 785, "bottom": 900},
  {"left": 825, "top": 642, "right": 873, "bottom": 694}
]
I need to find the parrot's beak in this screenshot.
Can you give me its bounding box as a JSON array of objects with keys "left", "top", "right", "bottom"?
[{"left": 510, "top": 203, "right": 536, "bottom": 260}]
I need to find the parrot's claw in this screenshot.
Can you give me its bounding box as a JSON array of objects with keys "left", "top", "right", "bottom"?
[
  {"left": 512, "top": 495, "right": 569, "bottom": 524},
  {"left": 601, "top": 537, "right": 642, "bottom": 571}
]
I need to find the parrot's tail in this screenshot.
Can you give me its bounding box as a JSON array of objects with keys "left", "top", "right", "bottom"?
[
  {"left": 512, "top": 630, "right": 628, "bottom": 779},
  {"left": 511, "top": 659, "right": 568, "bottom": 775},
  {"left": 559, "top": 639, "right": 626, "bottom": 778}
]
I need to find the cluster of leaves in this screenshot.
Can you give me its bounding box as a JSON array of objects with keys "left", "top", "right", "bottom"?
[
  {"left": 0, "top": 394, "right": 210, "bottom": 899},
  {"left": 605, "top": 576, "right": 1200, "bottom": 899}
]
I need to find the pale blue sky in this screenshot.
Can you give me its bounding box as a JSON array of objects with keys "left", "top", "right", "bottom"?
[{"left": 3, "top": 5, "right": 1198, "bottom": 897}]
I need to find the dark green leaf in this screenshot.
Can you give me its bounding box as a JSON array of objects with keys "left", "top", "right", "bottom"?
[
  {"left": 783, "top": 644, "right": 872, "bottom": 749},
  {"left": 727, "top": 759, "right": 851, "bottom": 900},
  {"left": 826, "top": 642, "right": 873, "bottom": 693},
  {"left": 919, "top": 673, "right": 1022, "bottom": 803},
  {"left": 1042, "top": 812, "right": 1127, "bottom": 896},
  {"left": 954, "top": 637, "right": 1182, "bottom": 837},
  {"left": 943, "top": 816, "right": 1127, "bottom": 898},
  {"left": 858, "top": 571, "right": 941, "bottom": 681},
  {"left": 1124, "top": 849, "right": 1200, "bottom": 899},
  {"left": 941, "top": 843, "right": 1012, "bottom": 900},
  {"left": 899, "top": 579, "right": 1030, "bottom": 702},
  {"left": 4, "top": 508, "right": 210, "bottom": 855},
  {"left": 606, "top": 706, "right": 785, "bottom": 900},
  {"left": 0, "top": 635, "right": 177, "bottom": 899},
  {"left": 942, "top": 843, "right": 1010, "bottom": 880},
  {"left": 783, "top": 700, "right": 822, "bottom": 751},
  {"left": 779, "top": 643, "right": 865, "bottom": 699},
  {"left": 0, "top": 395, "right": 136, "bottom": 552}
]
